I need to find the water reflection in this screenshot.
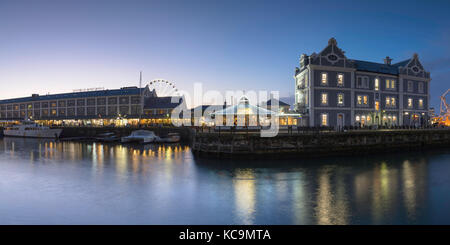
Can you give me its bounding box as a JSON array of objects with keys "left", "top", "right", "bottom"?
[{"left": 0, "top": 137, "right": 445, "bottom": 224}]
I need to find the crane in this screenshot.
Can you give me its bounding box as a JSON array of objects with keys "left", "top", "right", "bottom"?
[{"left": 434, "top": 89, "right": 450, "bottom": 126}]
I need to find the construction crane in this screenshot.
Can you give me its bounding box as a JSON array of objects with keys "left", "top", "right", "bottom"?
[{"left": 433, "top": 89, "right": 450, "bottom": 126}]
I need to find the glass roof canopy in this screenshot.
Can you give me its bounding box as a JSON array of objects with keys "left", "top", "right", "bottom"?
[{"left": 211, "top": 96, "right": 276, "bottom": 116}]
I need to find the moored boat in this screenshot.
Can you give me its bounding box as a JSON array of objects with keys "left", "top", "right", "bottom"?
[
  {"left": 121, "top": 130, "right": 158, "bottom": 144},
  {"left": 3, "top": 121, "right": 63, "bottom": 138}
]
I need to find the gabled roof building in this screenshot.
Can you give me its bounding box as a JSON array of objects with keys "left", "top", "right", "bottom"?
[{"left": 294, "top": 38, "right": 431, "bottom": 128}]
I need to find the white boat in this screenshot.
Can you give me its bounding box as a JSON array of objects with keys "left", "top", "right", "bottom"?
[
  {"left": 3, "top": 121, "right": 63, "bottom": 138},
  {"left": 121, "top": 130, "right": 158, "bottom": 144},
  {"left": 156, "top": 133, "right": 181, "bottom": 143}
]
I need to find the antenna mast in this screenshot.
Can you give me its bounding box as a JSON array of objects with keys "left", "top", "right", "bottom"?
[{"left": 139, "top": 71, "right": 143, "bottom": 122}]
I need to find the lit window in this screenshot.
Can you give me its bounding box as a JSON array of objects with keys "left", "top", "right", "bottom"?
[
  {"left": 391, "top": 80, "right": 395, "bottom": 89},
  {"left": 419, "top": 99, "right": 423, "bottom": 108},
  {"left": 363, "top": 96, "right": 368, "bottom": 105},
  {"left": 337, "top": 74, "right": 344, "bottom": 86},
  {"left": 386, "top": 79, "right": 390, "bottom": 89},
  {"left": 408, "top": 98, "right": 413, "bottom": 108},
  {"left": 337, "top": 93, "right": 344, "bottom": 105},
  {"left": 367, "top": 115, "right": 371, "bottom": 122},
  {"left": 356, "top": 115, "right": 360, "bottom": 122},
  {"left": 357, "top": 95, "right": 362, "bottom": 105},
  {"left": 393, "top": 116, "right": 397, "bottom": 122},
  {"left": 386, "top": 97, "right": 390, "bottom": 106},
  {"left": 375, "top": 101, "right": 380, "bottom": 111},
  {"left": 321, "top": 93, "right": 328, "bottom": 105},
  {"left": 321, "top": 73, "right": 328, "bottom": 85},
  {"left": 321, "top": 114, "right": 328, "bottom": 126},
  {"left": 374, "top": 78, "right": 379, "bottom": 91},
  {"left": 361, "top": 115, "right": 366, "bottom": 124},
  {"left": 391, "top": 97, "right": 396, "bottom": 106}
]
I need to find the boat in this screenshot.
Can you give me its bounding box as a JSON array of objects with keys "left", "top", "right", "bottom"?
[
  {"left": 95, "top": 132, "right": 120, "bottom": 142},
  {"left": 156, "top": 133, "right": 181, "bottom": 143},
  {"left": 3, "top": 121, "right": 63, "bottom": 138},
  {"left": 121, "top": 130, "right": 158, "bottom": 144}
]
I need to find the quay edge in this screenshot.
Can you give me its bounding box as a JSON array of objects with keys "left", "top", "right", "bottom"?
[{"left": 191, "top": 129, "right": 450, "bottom": 158}]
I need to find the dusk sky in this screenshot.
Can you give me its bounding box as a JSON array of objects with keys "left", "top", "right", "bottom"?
[{"left": 0, "top": 0, "right": 449, "bottom": 108}]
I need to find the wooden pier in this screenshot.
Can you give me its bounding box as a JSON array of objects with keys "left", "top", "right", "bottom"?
[{"left": 192, "top": 128, "right": 450, "bottom": 158}]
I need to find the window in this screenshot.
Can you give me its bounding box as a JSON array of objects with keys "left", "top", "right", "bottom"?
[
  {"left": 119, "top": 97, "right": 129, "bottom": 104},
  {"left": 408, "top": 98, "right": 413, "bottom": 108},
  {"left": 58, "top": 101, "right": 66, "bottom": 107},
  {"left": 321, "top": 114, "right": 328, "bottom": 126},
  {"left": 87, "top": 107, "right": 96, "bottom": 115},
  {"left": 97, "top": 98, "right": 106, "bottom": 105},
  {"left": 321, "top": 73, "right": 328, "bottom": 85},
  {"left": 375, "top": 101, "right": 380, "bottom": 111},
  {"left": 50, "top": 101, "right": 57, "bottom": 107},
  {"left": 337, "top": 74, "right": 344, "bottom": 87},
  {"left": 408, "top": 81, "right": 413, "bottom": 92},
  {"left": 357, "top": 95, "right": 368, "bottom": 106},
  {"left": 391, "top": 97, "right": 396, "bottom": 106},
  {"left": 355, "top": 115, "right": 360, "bottom": 122},
  {"left": 386, "top": 79, "right": 395, "bottom": 90},
  {"left": 108, "top": 106, "right": 117, "bottom": 115},
  {"left": 357, "top": 76, "right": 369, "bottom": 88},
  {"left": 87, "top": 99, "right": 96, "bottom": 106},
  {"left": 51, "top": 109, "right": 57, "bottom": 115},
  {"left": 337, "top": 93, "right": 344, "bottom": 106},
  {"left": 418, "top": 82, "right": 424, "bottom": 93},
  {"left": 419, "top": 99, "right": 423, "bottom": 108},
  {"left": 374, "top": 78, "right": 379, "bottom": 91},
  {"left": 131, "top": 96, "right": 141, "bottom": 104},
  {"left": 386, "top": 97, "right": 391, "bottom": 106},
  {"left": 321, "top": 93, "right": 328, "bottom": 105},
  {"left": 67, "top": 100, "right": 75, "bottom": 107},
  {"left": 108, "top": 97, "right": 118, "bottom": 105}
]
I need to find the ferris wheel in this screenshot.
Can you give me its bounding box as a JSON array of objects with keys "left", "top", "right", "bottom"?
[{"left": 148, "top": 79, "right": 179, "bottom": 97}]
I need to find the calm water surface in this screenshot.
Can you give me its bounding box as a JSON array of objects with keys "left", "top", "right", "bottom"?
[{"left": 0, "top": 137, "right": 450, "bottom": 224}]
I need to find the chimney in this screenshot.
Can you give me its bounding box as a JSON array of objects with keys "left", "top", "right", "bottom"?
[{"left": 384, "top": 56, "right": 392, "bottom": 65}]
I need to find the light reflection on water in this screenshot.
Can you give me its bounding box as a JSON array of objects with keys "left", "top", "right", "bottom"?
[{"left": 0, "top": 137, "right": 449, "bottom": 224}]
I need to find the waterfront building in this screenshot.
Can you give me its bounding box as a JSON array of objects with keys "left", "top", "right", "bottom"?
[
  {"left": 191, "top": 105, "right": 228, "bottom": 126},
  {"left": 294, "top": 38, "right": 431, "bottom": 128},
  {"left": 259, "top": 98, "right": 300, "bottom": 126},
  {"left": 0, "top": 86, "right": 185, "bottom": 126},
  {"left": 142, "top": 96, "right": 185, "bottom": 125}
]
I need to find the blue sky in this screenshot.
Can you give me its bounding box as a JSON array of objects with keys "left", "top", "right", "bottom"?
[{"left": 0, "top": 0, "right": 449, "bottom": 108}]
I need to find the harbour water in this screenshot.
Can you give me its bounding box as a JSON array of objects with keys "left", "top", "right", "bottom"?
[{"left": 0, "top": 137, "right": 450, "bottom": 225}]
